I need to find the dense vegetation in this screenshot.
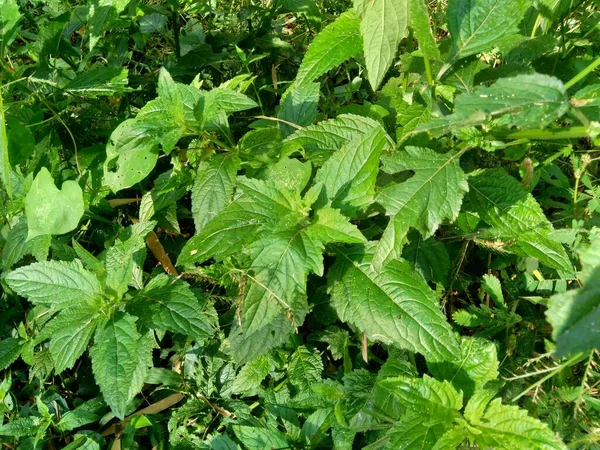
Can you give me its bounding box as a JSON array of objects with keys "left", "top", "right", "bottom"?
[{"left": 1, "top": 0, "right": 600, "bottom": 448}]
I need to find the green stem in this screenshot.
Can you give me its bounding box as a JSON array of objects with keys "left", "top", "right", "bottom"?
[
  {"left": 530, "top": 12, "right": 543, "bottom": 37},
  {"left": 490, "top": 126, "right": 591, "bottom": 141},
  {"left": 423, "top": 55, "right": 434, "bottom": 86},
  {"left": 565, "top": 55, "right": 600, "bottom": 89},
  {"left": 0, "top": 87, "right": 12, "bottom": 199}
]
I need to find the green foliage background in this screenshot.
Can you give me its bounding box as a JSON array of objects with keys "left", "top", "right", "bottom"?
[{"left": 1, "top": 0, "right": 600, "bottom": 448}]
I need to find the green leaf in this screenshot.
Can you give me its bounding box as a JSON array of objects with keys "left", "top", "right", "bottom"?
[
  {"left": 178, "top": 177, "right": 305, "bottom": 266},
  {"left": 105, "top": 221, "right": 156, "bottom": 298},
  {"left": 446, "top": 0, "right": 529, "bottom": 63},
  {"left": 417, "top": 74, "right": 569, "bottom": 135},
  {"left": 242, "top": 230, "right": 322, "bottom": 334},
  {"left": 278, "top": 82, "right": 320, "bottom": 136},
  {"left": 227, "top": 316, "right": 294, "bottom": 365},
  {"left": 305, "top": 207, "right": 366, "bottom": 244},
  {"left": 88, "top": 0, "right": 129, "bottom": 51},
  {"left": 90, "top": 313, "right": 153, "bottom": 419},
  {"left": 0, "top": 417, "right": 43, "bottom": 437},
  {"left": 314, "top": 126, "right": 390, "bottom": 217},
  {"left": 402, "top": 234, "right": 451, "bottom": 285},
  {"left": 383, "top": 413, "right": 447, "bottom": 450},
  {"left": 6, "top": 260, "right": 103, "bottom": 311},
  {"left": 0, "top": 338, "right": 23, "bottom": 370},
  {"left": 288, "top": 346, "right": 324, "bottom": 392},
  {"left": 410, "top": 0, "right": 441, "bottom": 61},
  {"left": 24, "top": 168, "right": 84, "bottom": 240},
  {"left": 64, "top": 68, "right": 130, "bottom": 97},
  {"left": 256, "top": 157, "right": 312, "bottom": 192},
  {"left": 468, "top": 169, "right": 573, "bottom": 275},
  {"left": 428, "top": 336, "right": 499, "bottom": 398},
  {"left": 481, "top": 274, "right": 505, "bottom": 308},
  {"left": 354, "top": 0, "right": 409, "bottom": 89},
  {"left": 296, "top": 11, "right": 362, "bottom": 86},
  {"left": 374, "top": 147, "right": 468, "bottom": 267},
  {"left": 232, "top": 426, "right": 289, "bottom": 450},
  {"left": 0, "top": 0, "right": 21, "bottom": 57},
  {"left": 431, "top": 426, "right": 469, "bottom": 450},
  {"left": 231, "top": 354, "right": 272, "bottom": 395},
  {"left": 547, "top": 240, "right": 600, "bottom": 357},
  {"left": 0, "top": 90, "right": 11, "bottom": 198},
  {"left": 283, "top": 113, "right": 382, "bottom": 166},
  {"left": 57, "top": 398, "right": 106, "bottom": 432},
  {"left": 196, "top": 87, "right": 258, "bottom": 130},
  {"left": 49, "top": 306, "right": 102, "bottom": 374},
  {"left": 130, "top": 274, "right": 213, "bottom": 341},
  {"left": 380, "top": 375, "right": 463, "bottom": 421},
  {"left": 473, "top": 398, "right": 566, "bottom": 449},
  {"left": 191, "top": 153, "right": 240, "bottom": 233},
  {"left": 328, "top": 244, "right": 460, "bottom": 361}
]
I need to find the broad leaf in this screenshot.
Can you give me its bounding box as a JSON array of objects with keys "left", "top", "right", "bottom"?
[
  {"left": 328, "top": 244, "right": 460, "bottom": 361},
  {"left": 130, "top": 274, "right": 213, "bottom": 341},
  {"left": 283, "top": 114, "right": 382, "bottom": 166},
  {"left": 305, "top": 207, "right": 366, "bottom": 244},
  {"left": 227, "top": 316, "right": 294, "bottom": 365},
  {"left": 178, "top": 177, "right": 305, "bottom": 266},
  {"left": 57, "top": 398, "right": 106, "bottom": 432},
  {"left": 374, "top": 147, "right": 468, "bottom": 267},
  {"left": 402, "top": 234, "right": 451, "bottom": 285},
  {"left": 24, "top": 168, "right": 84, "bottom": 240},
  {"left": 354, "top": 0, "right": 409, "bottom": 90},
  {"left": 6, "top": 260, "right": 103, "bottom": 311},
  {"left": 242, "top": 230, "right": 323, "bottom": 333},
  {"left": 417, "top": 74, "right": 569, "bottom": 135},
  {"left": 473, "top": 399, "right": 566, "bottom": 449},
  {"left": 547, "top": 239, "right": 600, "bottom": 357},
  {"left": 278, "top": 82, "right": 320, "bottom": 136},
  {"left": 0, "top": 338, "right": 23, "bottom": 370},
  {"left": 383, "top": 413, "right": 447, "bottom": 450},
  {"left": 88, "top": 0, "right": 129, "bottom": 50},
  {"left": 90, "top": 313, "right": 153, "bottom": 419},
  {"left": 231, "top": 354, "right": 272, "bottom": 394},
  {"left": 447, "top": 0, "right": 529, "bottom": 63},
  {"left": 296, "top": 11, "right": 362, "bottom": 86},
  {"left": 191, "top": 153, "right": 240, "bottom": 232},
  {"left": 468, "top": 169, "right": 573, "bottom": 275},
  {"left": 428, "top": 336, "right": 499, "bottom": 398},
  {"left": 0, "top": 0, "right": 21, "bottom": 57},
  {"left": 288, "top": 346, "right": 324, "bottom": 392},
  {"left": 410, "top": 0, "right": 441, "bottom": 61},
  {"left": 233, "top": 426, "right": 289, "bottom": 450},
  {"left": 314, "top": 126, "right": 390, "bottom": 217}
]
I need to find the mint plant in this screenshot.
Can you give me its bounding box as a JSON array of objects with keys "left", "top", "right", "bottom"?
[{"left": 1, "top": 0, "right": 600, "bottom": 448}]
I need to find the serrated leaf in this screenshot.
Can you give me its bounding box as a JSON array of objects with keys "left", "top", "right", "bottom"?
[
  {"left": 232, "top": 426, "right": 289, "bottom": 450},
  {"left": 227, "top": 316, "right": 293, "bottom": 365},
  {"left": 57, "top": 398, "right": 106, "bottom": 432},
  {"left": 288, "top": 346, "right": 323, "bottom": 392},
  {"left": 417, "top": 74, "right": 569, "bottom": 135},
  {"left": 328, "top": 244, "right": 460, "bottom": 361},
  {"left": 468, "top": 169, "right": 573, "bottom": 275},
  {"left": 355, "top": 0, "right": 409, "bottom": 90},
  {"left": 0, "top": 417, "right": 43, "bottom": 437},
  {"left": 305, "top": 207, "right": 366, "bottom": 244},
  {"left": 428, "top": 336, "right": 499, "bottom": 398},
  {"left": 380, "top": 375, "right": 463, "bottom": 421},
  {"left": 231, "top": 354, "right": 272, "bottom": 394},
  {"left": 88, "top": 0, "right": 129, "bottom": 51},
  {"left": 0, "top": 338, "right": 23, "bottom": 370},
  {"left": 191, "top": 153, "right": 240, "bottom": 232},
  {"left": 464, "top": 381, "right": 501, "bottom": 424},
  {"left": 278, "top": 82, "right": 320, "bottom": 136},
  {"left": 24, "top": 168, "right": 84, "bottom": 240},
  {"left": 0, "top": 0, "right": 21, "bottom": 57},
  {"left": 178, "top": 177, "right": 305, "bottom": 266},
  {"left": 242, "top": 230, "right": 323, "bottom": 333},
  {"left": 410, "top": 0, "right": 441, "bottom": 61},
  {"left": 547, "top": 239, "right": 600, "bottom": 357},
  {"left": 130, "top": 274, "right": 213, "bottom": 341},
  {"left": 447, "top": 0, "right": 529, "bottom": 63},
  {"left": 383, "top": 413, "right": 447, "bottom": 450},
  {"left": 6, "top": 260, "right": 103, "bottom": 311},
  {"left": 402, "top": 234, "right": 451, "bottom": 284},
  {"left": 374, "top": 147, "right": 468, "bottom": 267},
  {"left": 64, "top": 67, "right": 130, "bottom": 97},
  {"left": 90, "top": 313, "right": 152, "bottom": 419},
  {"left": 257, "top": 157, "right": 312, "bottom": 192},
  {"left": 314, "top": 126, "right": 389, "bottom": 217},
  {"left": 473, "top": 398, "right": 566, "bottom": 449},
  {"left": 482, "top": 274, "right": 505, "bottom": 308},
  {"left": 431, "top": 426, "right": 469, "bottom": 450},
  {"left": 283, "top": 114, "right": 382, "bottom": 166},
  {"left": 296, "top": 11, "right": 362, "bottom": 86}
]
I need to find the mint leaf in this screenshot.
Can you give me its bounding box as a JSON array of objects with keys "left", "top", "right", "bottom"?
[
  {"left": 469, "top": 169, "right": 573, "bottom": 275},
  {"left": 355, "top": 0, "right": 409, "bottom": 89},
  {"left": 328, "top": 244, "right": 460, "bottom": 361},
  {"left": 130, "top": 274, "right": 213, "bottom": 341},
  {"left": 314, "top": 126, "right": 390, "bottom": 217},
  {"left": 374, "top": 147, "right": 468, "bottom": 267},
  {"left": 191, "top": 153, "right": 240, "bottom": 233},
  {"left": 296, "top": 11, "right": 362, "bottom": 86},
  {"left": 6, "top": 260, "right": 103, "bottom": 311},
  {"left": 24, "top": 168, "right": 84, "bottom": 240},
  {"left": 90, "top": 313, "right": 153, "bottom": 419}
]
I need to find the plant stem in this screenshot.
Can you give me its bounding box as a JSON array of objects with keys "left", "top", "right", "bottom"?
[
  {"left": 565, "top": 55, "right": 600, "bottom": 89},
  {"left": 423, "top": 55, "right": 434, "bottom": 86},
  {"left": 490, "top": 126, "right": 591, "bottom": 141}
]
